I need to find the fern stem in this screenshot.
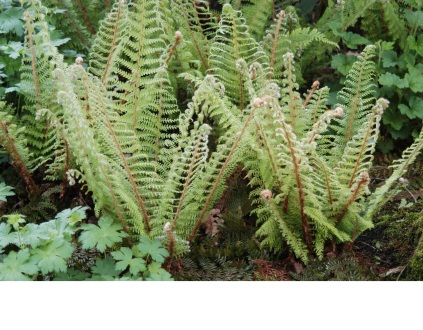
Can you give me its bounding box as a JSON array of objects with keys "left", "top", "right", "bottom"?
[
  {"left": 101, "top": 0, "right": 125, "bottom": 87},
  {"left": 269, "top": 10, "right": 284, "bottom": 78},
  {"left": 163, "top": 31, "right": 183, "bottom": 67},
  {"left": 172, "top": 131, "right": 204, "bottom": 228},
  {"left": 56, "top": 0, "right": 89, "bottom": 48},
  {"left": 279, "top": 118, "right": 313, "bottom": 253},
  {"left": 24, "top": 12, "right": 41, "bottom": 105},
  {"left": 254, "top": 121, "right": 283, "bottom": 189},
  {"left": 176, "top": 0, "right": 209, "bottom": 70},
  {"left": 76, "top": 0, "right": 96, "bottom": 35},
  {"left": 0, "top": 122, "right": 39, "bottom": 196},
  {"left": 347, "top": 112, "right": 377, "bottom": 188},
  {"left": 92, "top": 77, "right": 151, "bottom": 233},
  {"left": 188, "top": 105, "right": 257, "bottom": 242},
  {"left": 303, "top": 81, "right": 319, "bottom": 107},
  {"left": 336, "top": 172, "right": 369, "bottom": 226}
]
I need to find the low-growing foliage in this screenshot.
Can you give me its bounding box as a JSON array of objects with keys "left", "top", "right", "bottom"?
[{"left": 1, "top": 0, "right": 423, "bottom": 279}]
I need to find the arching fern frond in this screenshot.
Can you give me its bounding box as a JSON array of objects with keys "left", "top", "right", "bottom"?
[{"left": 209, "top": 4, "right": 269, "bottom": 109}]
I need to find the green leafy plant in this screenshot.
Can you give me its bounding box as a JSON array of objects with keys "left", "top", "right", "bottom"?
[
  {"left": 0, "top": 181, "right": 15, "bottom": 202},
  {"left": 1, "top": 0, "right": 423, "bottom": 276},
  {"left": 0, "top": 206, "right": 172, "bottom": 280}
]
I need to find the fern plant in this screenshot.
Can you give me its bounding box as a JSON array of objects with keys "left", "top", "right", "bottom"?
[
  {"left": 2, "top": 0, "right": 423, "bottom": 270},
  {"left": 244, "top": 44, "right": 423, "bottom": 263}
]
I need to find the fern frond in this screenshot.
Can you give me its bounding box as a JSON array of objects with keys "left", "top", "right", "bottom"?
[
  {"left": 88, "top": 0, "right": 128, "bottom": 87},
  {"left": 325, "top": 45, "right": 377, "bottom": 163},
  {"left": 366, "top": 126, "right": 423, "bottom": 220},
  {"left": 0, "top": 102, "right": 39, "bottom": 195},
  {"left": 209, "top": 4, "right": 269, "bottom": 108},
  {"left": 170, "top": 0, "right": 216, "bottom": 72}
]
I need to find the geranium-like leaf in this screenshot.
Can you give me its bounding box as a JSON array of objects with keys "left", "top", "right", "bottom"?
[
  {"left": 137, "top": 237, "right": 169, "bottom": 263},
  {"left": 111, "top": 247, "right": 146, "bottom": 275},
  {"left": 53, "top": 268, "right": 90, "bottom": 281},
  {"left": 0, "top": 182, "right": 15, "bottom": 202},
  {"left": 145, "top": 269, "right": 173, "bottom": 281},
  {"left": 89, "top": 258, "right": 121, "bottom": 280},
  {"left": 379, "top": 72, "right": 408, "bottom": 89},
  {"left": 405, "top": 65, "right": 423, "bottom": 93},
  {"left": 31, "top": 239, "right": 74, "bottom": 275},
  {"left": 0, "top": 249, "right": 38, "bottom": 281},
  {"left": 0, "top": 223, "right": 16, "bottom": 249},
  {"left": 56, "top": 206, "right": 88, "bottom": 225},
  {"left": 19, "top": 223, "right": 43, "bottom": 248},
  {"left": 79, "top": 216, "right": 127, "bottom": 253}
]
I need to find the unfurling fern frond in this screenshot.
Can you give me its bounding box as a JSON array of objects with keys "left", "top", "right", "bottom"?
[{"left": 262, "top": 7, "right": 338, "bottom": 85}]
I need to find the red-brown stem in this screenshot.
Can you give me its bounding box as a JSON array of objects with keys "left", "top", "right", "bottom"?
[
  {"left": 303, "top": 81, "right": 320, "bottom": 107},
  {"left": 0, "top": 122, "right": 39, "bottom": 196},
  {"left": 336, "top": 180, "right": 368, "bottom": 226},
  {"left": 25, "top": 13, "right": 41, "bottom": 105},
  {"left": 164, "top": 31, "right": 183, "bottom": 67},
  {"left": 177, "top": 0, "right": 209, "bottom": 70},
  {"left": 172, "top": 134, "right": 203, "bottom": 227},
  {"left": 91, "top": 74, "right": 151, "bottom": 233},
  {"left": 76, "top": 0, "right": 96, "bottom": 35},
  {"left": 56, "top": 0, "right": 88, "bottom": 48},
  {"left": 60, "top": 138, "right": 71, "bottom": 199},
  {"left": 166, "top": 230, "right": 175, "bottom": 270},
  {"left": 279, "top": 119, "right": 312, "bottom": 253},
  {"left": 269, "top": 10, "right": 285, "bottom": 79},
  {"left": 188, "top": 107, "right": 257, "bottom": 242},
  {"left": 347, "top": 113, "right": 376, "bottom": 188},
  {"left": 102, "top": 0, "right": 124, "bottom": 87}
]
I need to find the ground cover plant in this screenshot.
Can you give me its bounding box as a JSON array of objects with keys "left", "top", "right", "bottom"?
[{"left": 1, "top": 0, "right": 423, "bottom": 281}]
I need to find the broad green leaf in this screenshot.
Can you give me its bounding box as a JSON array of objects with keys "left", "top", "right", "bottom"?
[
  {"left": 0, "top": 7, "right": 25, "bottom": 36},
  {"left": 381, "top": 50, "right": 398, "bottom": 68},
  {"left": 0, "top": 182, "right": 14, "bottom": 202},
  {"left": 0, "top": 41, "right": 23, "bottom": 59},
  {"left": 398, "top": 97, "right": 423, "bottom": 120},
  {"left": 407, "top": 35, "right": 423, "bottom": 56},
  {"left": 382, "top": 108, "right": 409, "bottom": 130},
  {"left": 145, "top": 272, "right": 173, "bottom": 281},
  {"left": 338, "top": 31, "right": 370, "bottom": 49},
  {"left": 405, "top": 66, "right": 423, "bottom": 93},
  {"left": 79, "top": 216, "right": 127, "bottom": 252},
  {"left": 53, "top": 269, "right": 90, "bottom": 281},
  {"left": 89, "top": 258, "right": 121, "bottom": 280},
  {"left": 404, "top": 9, "right": 423, "bottom": 30},
  {"left": 137, "top": 237, "right": 169, "bottom": 264},
  {"left": 55, "top": 206, "right": 88, "bottom": 225},
  {"left": 331, "top": 54, "right": 358, "bottom": 76},
  {"left": 0, "top": 249, "right": 38, "bottom": 280},
  {"left": 379, "top": 72, "right": 408, "bottom": 89},
  {"left": 19, "top": 223, "right": 43, "bottom": 248},
  {"left": 31, "top": 239, "right": 74, "bottom": 275},
  {"left": 111, "top": 247, "right": 146, "bottom": 275},
  {"left": 0, "top": 223, "right": 16, "bottom": 249},
  {"left": 2, "top": 213, "right": 25, "bottom": 231}
]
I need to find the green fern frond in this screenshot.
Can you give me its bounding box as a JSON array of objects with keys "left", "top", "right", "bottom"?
[
  {"left": 326, "top": 44, "right": 377, "bottom": 162},
  {"left": 88, "top": 0, "right": 128, "bottom": 87},
  {"left": 209, "top": 4, "right": 269, "bottom": 108}
]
